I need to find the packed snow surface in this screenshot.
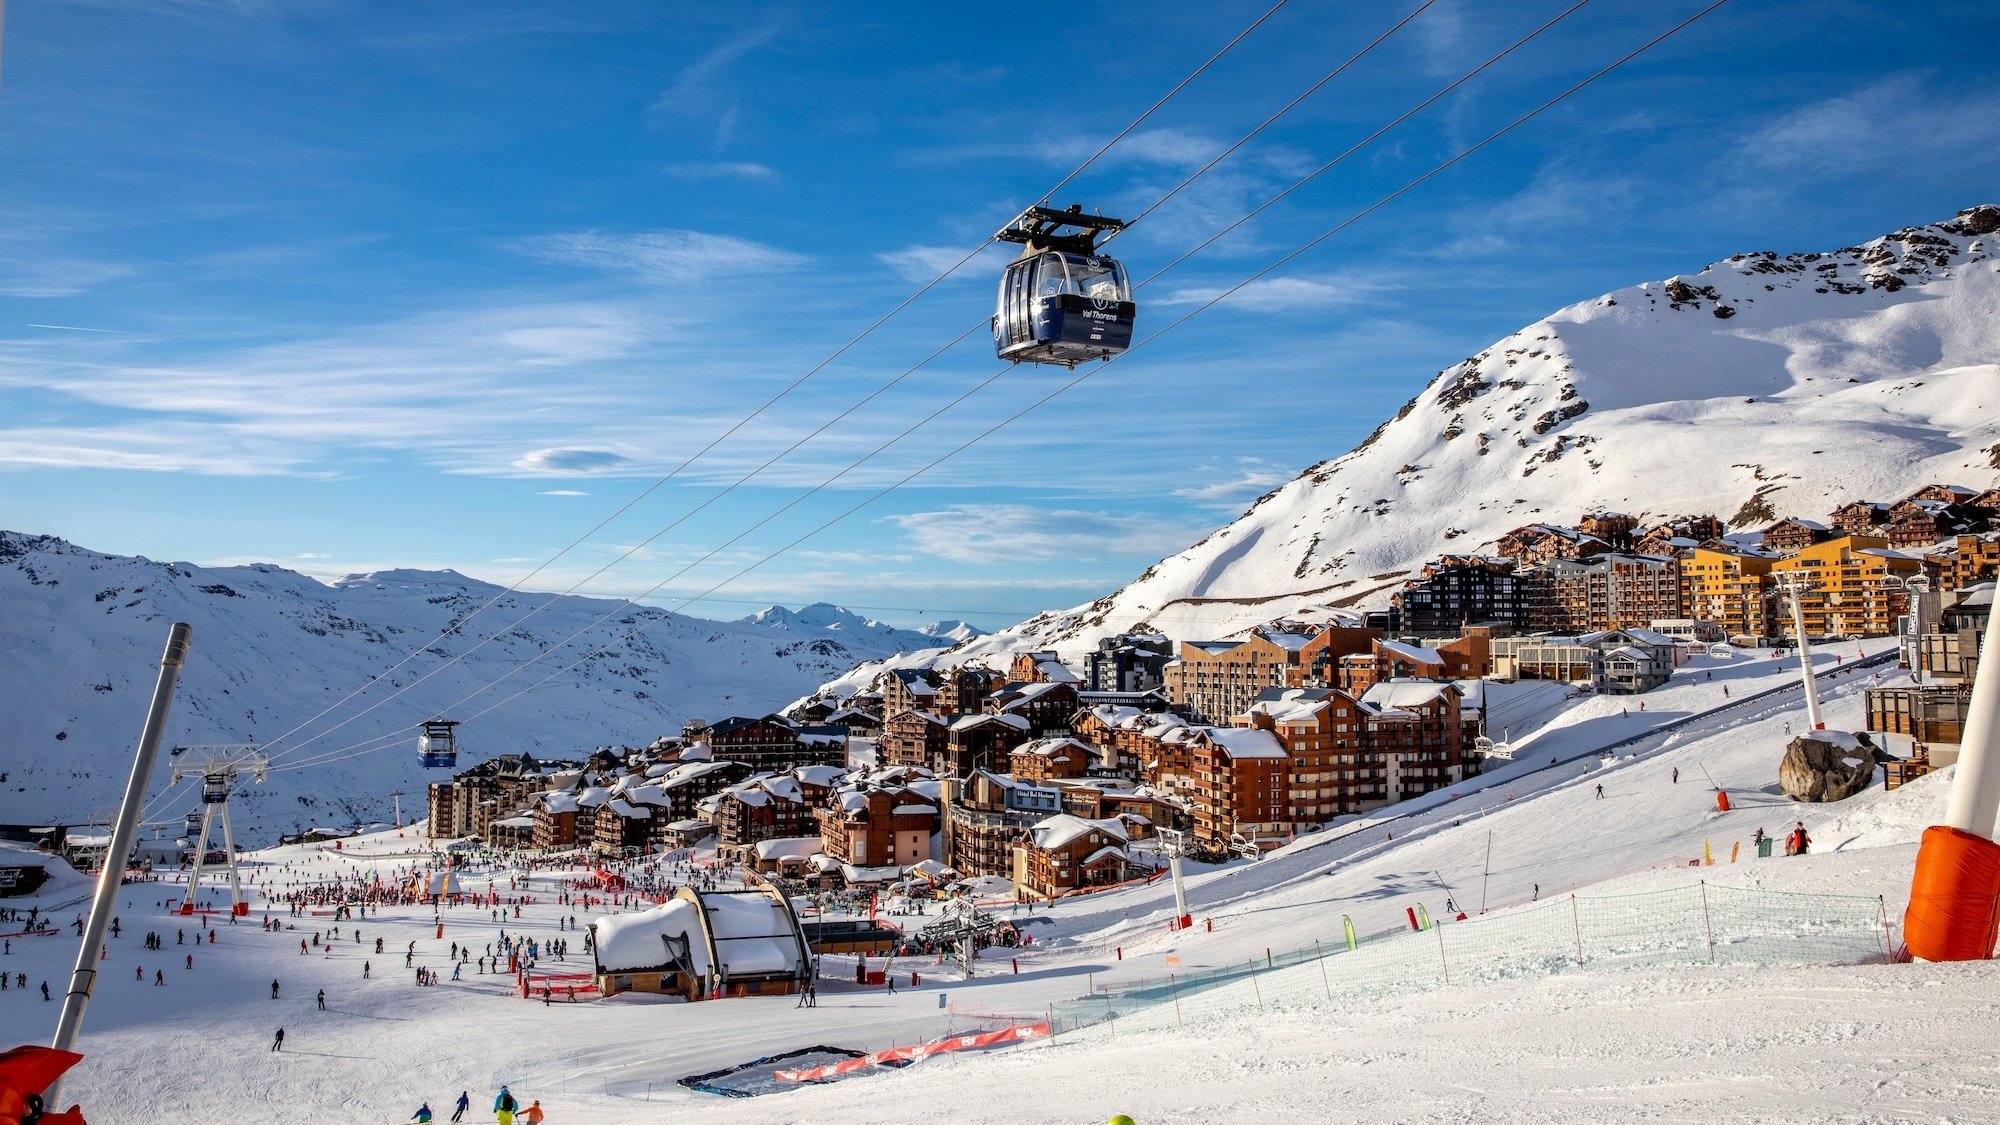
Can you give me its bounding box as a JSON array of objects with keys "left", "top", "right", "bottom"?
[{"left": 7, "top": 642, "right": 1998, "bottom": 1122}]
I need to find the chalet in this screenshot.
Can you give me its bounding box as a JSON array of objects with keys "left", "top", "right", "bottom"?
[
  {"left": 943, "top": 712, "right": 1032, "bottom": 776},
  {"left": 879, "top": 669, "right": 941, "bottom": 718},
  {"left": 879, "top": 710, "right": 949, "bottom": 771},
  {"left": 1885, "top": 497, "right": 1993, "bottom": 549},
  {"left": 987, "top": 679, "right": 1080, "bottom": 736},
  {"left": 696, "top": 715, "right": 834, "bottom": 772},
  {"left": 1577, "top": 512, "right": 1638, "bottom": 550},
  {"left": 816, "top": 786, "right": 938, "bottom": 874},
  {"left": 1633, "top": 515, "right": 1726, "bottom": 558},
  {"left": 1759, "top": 517, "right": 1835, "bottom": 554},
  {"left": 1165, "top": 622, "right": 1375, "bottom": 724},
  {"left": 1187, "top": 726, "right": 1290, "bottom": 854},
  {"left": 1008, "top": 736, "right": 1099, "bottom": 784},
  {"left": 1489, "top": 630, "right": 1674, "bottom": 692},
  {"left": 1014, "top": 814, "right": 1129, "bottom": 898},
  {"left": 1927, "top": 533, "right": 2000, "bottom": 591},
  {"left": 944, "top": 770, "right": 1061, "bottom": 878},
  {"left": 1831, "top": 500, "right": 1894, "bottom": 536},
  {"left": 936, "top": 666, "right": 1006, "bottom": 716},
  {"left": 1355, "top": 680, "right": 1470, "bottom": 802},
  {"left": 1008, "top": 650, "right": 1080, "bottom": 684},
  {"left": 1493, "top": 524, "right": 1608, "bottom": 567},
  {"left": 1071, "top": 704, "right": 1191, "bottom": 776}
]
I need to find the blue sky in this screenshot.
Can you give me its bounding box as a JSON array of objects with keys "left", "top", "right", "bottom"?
[{"left": 3, "top": 0, "right": 1997, "bottom": 630}]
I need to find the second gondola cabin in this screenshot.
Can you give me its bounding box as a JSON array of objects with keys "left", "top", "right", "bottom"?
[
  {"left": 993, "top": 204, "right": 1136, "bottom": 367},
  {"left": 418, "top": 719, "right": 460, "bottom": 769}
]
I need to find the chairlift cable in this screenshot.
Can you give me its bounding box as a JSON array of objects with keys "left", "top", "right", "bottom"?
[
  {"left": 267, "top": 1, "right": 1731, "bottom": 775},
  {"left": 248, "top": 2, "right": 1296, "bottom": 762}
]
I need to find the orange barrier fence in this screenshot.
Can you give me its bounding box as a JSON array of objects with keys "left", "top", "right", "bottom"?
[{"left": 774, "top": 1023, "right": 1049, "bottom": 1082}]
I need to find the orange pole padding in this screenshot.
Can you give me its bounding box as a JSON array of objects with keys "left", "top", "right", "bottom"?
[
  {"left": 1904, "top": 825, "right": 2000, "bottom": 962},
  {"left": 1715, "top": 791, "right": 1732, "bottom": 812},
  {"left": 0, "top": 1045, "right": 86, "bottom": 1125}
]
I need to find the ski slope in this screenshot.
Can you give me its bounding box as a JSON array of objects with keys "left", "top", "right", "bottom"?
[{"left": 6, "top": 641, "right": 1997, "bottom": 1123}]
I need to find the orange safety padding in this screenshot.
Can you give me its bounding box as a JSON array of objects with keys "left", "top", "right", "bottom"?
[
  {"left": 1715, "top": 790, "right": 1732, "bottom": 812},
  {"left": 0, "top": 1045, "right": 85, "bottom": 1125},
  {"left": 1903, "top": 825, "right": 2000, "bottom": 962}
]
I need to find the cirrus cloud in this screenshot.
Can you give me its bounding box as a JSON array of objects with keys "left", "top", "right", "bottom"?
[{"left": 513, "top": 448, "right": 629, "bottom": 474}]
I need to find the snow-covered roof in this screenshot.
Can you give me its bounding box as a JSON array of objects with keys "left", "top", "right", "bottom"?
[
  {"left": 701, "top": 893, "right": 807, "bottom": 978},
  {"left": 753, "top": 837, "right": 822, "bottom": 862},
  {"left": 592, "top": 899, "right": 709, "bottom": 975},
  {"left": 793, "top": 764, "right": 848, "bottom": 787},
  {"left": 951, "top": 711, "right": 1030, "bottom": 732},
  {"left": 538, "top": 792, "right": 579, "bottom": 815},
  {"left": 1028, "top": 813, "right": 1129, "bottom": 851},
  {"left": 1205, "top": 727, "right": 1288, "bottom": 760},
  {"left": 1013, "top": 736, "right": 1096, "bottom": 760},
  {"left": 892, "top": 804, "right": 939, "bottom": 817},
  {"left": 1359, "top": 680, "right": 1457, "bottom": 711},
  {"left": 1036, "top": 660, "right": 1080, "bottom": 683},
  {"left": 1379, "top": 639, "right": 1444, "bottom": 664}
]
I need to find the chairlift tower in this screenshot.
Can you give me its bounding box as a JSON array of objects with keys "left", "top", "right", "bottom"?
[
  {"left": 919, "top": 897, "right": 998, "bottom": 978},
  {"left": 1154, "top": 827, "right": 1194, "bottom": 930},
  {"left": 1773, "top": 573, "right": 1826, "bottom": 730},
  {"left": 169, "top": 744, "right": 267, "bottom": 916}
]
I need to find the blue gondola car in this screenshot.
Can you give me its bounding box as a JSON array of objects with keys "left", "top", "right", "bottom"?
[
  {"left": 993, "top": 204, "right": 1136, "bottom": 367},
  {"left": 418, "top": 719, "right": 459, "bottom": 769}
]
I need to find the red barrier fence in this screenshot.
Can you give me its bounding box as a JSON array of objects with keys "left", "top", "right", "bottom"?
[{"left": 774, "top": 1023, "right": 1049, "bottom": 1082}]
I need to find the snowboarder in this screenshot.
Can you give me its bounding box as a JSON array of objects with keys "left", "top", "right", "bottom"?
[
  {"left": 270, "top": 1027, "right": 284, "bottom": 1052},
  {"left": 451, "top": 1092, "right": 470, "bottom": 1123},
  {"left": 411, "top": 1104, "right": 433, "bottom": 1124}
]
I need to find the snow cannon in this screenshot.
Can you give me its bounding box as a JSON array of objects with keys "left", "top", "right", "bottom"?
[
  {"left": 0, "top": 1045, "right": 86, "bottom": 1125},
  {"left": 1903, "top": 593, "right": 2000, "bottom": 962}
]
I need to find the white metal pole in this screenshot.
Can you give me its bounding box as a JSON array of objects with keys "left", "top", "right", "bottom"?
[
  {"left": 1940, "top": 596, "right": 2000, "bottom": 839},
  {"left": 219, "top": 795, "right": 243, "bottom": 911},
  {"left": 1784, "top": 579, "right": 1825, "bottom": 730},
  {"left": 1169, "top": 848, "right": 1189, "bottom": 928},
  {"left": 49, "top": 622, "right": 192, "bottom": 1108},
  {"left": 183, "top": 802, "right": 214, "bottom": 910}
]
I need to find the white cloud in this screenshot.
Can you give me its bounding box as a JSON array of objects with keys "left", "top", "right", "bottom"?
[
  {"left": 662, "top": 162, "right": 777, "bottom": 181},
  {"left": 536, "top": 489, "right": 589, "bottom": 496},
  {"left": 885, "top": 504, "right": 1201, "bottom": 564},
  {"left": 292, "top": 552, "right": 331, "bottom": 559},
  {"left": 517, "top": 230, "right": 807, "bottom": 286},
  {"left": 875, "top": 243, "right": 992, "bottom": 283},
  {"left": 1733, "top": 74, "right": 2000, "bottom": 175},
  {"left": 513, "top": 448, "right": 629, "bottom": 474},
  {"left": 1172, "top": 461, "right": 1290, "bottom": 505}
]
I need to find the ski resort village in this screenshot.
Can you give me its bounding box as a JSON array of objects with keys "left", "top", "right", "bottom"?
[{"left": 6, "top": 3, "right": 2000, "bottom": 1123}]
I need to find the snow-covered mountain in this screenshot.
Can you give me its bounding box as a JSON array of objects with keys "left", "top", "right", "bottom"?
[
  {"left": 926, "top": 205, "right": 2000, "bottom": 669},
  {"left": 735, "top": 603, "right": 983, "bottom": 652},
  {"left": 0, "top": 533, "right": 931, "bottom": 839}
]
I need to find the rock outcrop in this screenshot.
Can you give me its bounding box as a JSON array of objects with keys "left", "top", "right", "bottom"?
[{"left": 1778, "top": 730, "right": 1893, "bottom": 803}]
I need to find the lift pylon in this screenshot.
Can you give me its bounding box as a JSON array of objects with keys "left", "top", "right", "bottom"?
[{"left": 169, "top": 744, "right": 267, "bottom": 916}]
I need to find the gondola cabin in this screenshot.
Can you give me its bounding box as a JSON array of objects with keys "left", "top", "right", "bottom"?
[
  {"left": 993, "top": 204, "right": 1136, "bottom": 367},
  {"left": 418, "top": 719, "right": 460, "bottom": 769}
]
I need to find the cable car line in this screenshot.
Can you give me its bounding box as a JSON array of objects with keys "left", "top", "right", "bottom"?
[
  {"left": 255, "top": 5, "right": 1462, "bottom": 770},
  {"left": 240, "top": 3, "right": 1297, "bottom": 768},
  {"left": 264, "top": 0, "right": 1732, "bottom": 780}
]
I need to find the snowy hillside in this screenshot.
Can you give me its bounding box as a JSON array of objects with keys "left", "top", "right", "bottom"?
[
  {"left": 0, "top": 532, "right": 949, "bottom": 838},
  {"left": 931, "top": 206, "right": 2000, "bottom": 669},
  {"left": 735, "top": 603, "right": 983, "bottom": 653}
]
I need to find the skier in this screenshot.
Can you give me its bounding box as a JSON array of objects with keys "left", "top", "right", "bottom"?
[
  {"left": 450, "top": 1092, "right": 470, "bottom": 1123},
  {"left": 493, "top": 1086, "right": 518, "bottom": 1125},
  {"left": 317, "top": 989, "right": 326, "bottom": 1011},
  {"left": 411, "top": 1104, "right": 433, "bottom": 1124},
  {"left": 272, "top": 979, "right": 280, "bottom": 999},
  {"left": 270, "top": 1027, "right": 284, "bottom": 1052},
  {"left": 522, "top": 1101, "right": 544, "bottom": 1125},
  {"left": 1787, "top": 821, "right": 1811, "bottom": 856},
  {"left": 1671, "top": 767, "right": 1679, "bottom": 784},
  {"left": 1594, "top": 784, "right": 1603, "bottom": 799}
]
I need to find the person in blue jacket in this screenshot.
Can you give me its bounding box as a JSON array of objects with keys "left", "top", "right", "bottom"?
[
  {"left": 450, "top": 1091, "right": 470, "bottom": 1122},
  {"left": 411, "top": 1104, "right": 433, "bottom": 1123},
  {"left": 494, "top": 1086, "right": 519, "bottom": 1125}
]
